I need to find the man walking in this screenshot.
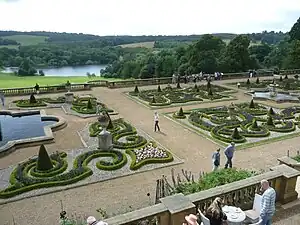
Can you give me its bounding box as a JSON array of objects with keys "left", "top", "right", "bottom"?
[
  {"left": 260, "top": 179, "right": 276, "bottom": 225},
  {"left": 212, "top": 148, "right": 221, "bottom": 171},
  {"left": 154, "top": 112, "right": 160, "bottom": 132},
  {"left": 224, "top": 142, "right": 235, "bottom": 168}
]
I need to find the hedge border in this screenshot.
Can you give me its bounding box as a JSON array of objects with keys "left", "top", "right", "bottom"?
[{"left": 15, "top": 99, "right": 47, "bottom": 108}]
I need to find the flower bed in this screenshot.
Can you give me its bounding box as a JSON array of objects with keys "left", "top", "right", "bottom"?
[
  {"left": 128, "top": 84, "right": 233, "bottom": 107},
  {"left": 13, "top": 95, "right": 65, "bottom": 108},
  {"left": 169, "top": 101, "right": 300, "bottom": 147},
  {"left": 71, "top": 96, "right": 114, "bottom": 114}
]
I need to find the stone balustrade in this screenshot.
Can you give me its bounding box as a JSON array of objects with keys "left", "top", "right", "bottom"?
[
  {"left": 278, "top": 156, "right": 300, "bottom": 171},
  {"left": 104, "top": 164, "right": 300, "bottom": 225}
]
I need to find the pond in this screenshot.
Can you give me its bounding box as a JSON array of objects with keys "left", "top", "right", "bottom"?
[
  {"left": 0, "top": 112, "right": 56, "bottom": 147},
  {"left": 1, "top": 65, "right": 107, "bottom": 77}
]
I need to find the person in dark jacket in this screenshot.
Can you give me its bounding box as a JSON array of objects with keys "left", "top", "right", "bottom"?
[{"left": 205, "top": 197, "right": 227, "bottom": 225}]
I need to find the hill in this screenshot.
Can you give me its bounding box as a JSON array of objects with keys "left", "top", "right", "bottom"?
[
  {"left": 119, "top": 41, "right": 155, "bottom": 48},
  {"left": 0, "top": 35, "right": 47, "bottom": 49}
]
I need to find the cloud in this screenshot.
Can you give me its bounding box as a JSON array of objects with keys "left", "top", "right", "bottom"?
[{"left": 0, "top": 0, "right": 299, "bottom": 35}]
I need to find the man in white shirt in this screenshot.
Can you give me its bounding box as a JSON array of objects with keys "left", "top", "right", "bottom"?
[
  {"left": 260, "top": 179, "right": 276, "bottom": 225},
  {"left": 154, "top": 112, "right": 160, "bottom": 132}
]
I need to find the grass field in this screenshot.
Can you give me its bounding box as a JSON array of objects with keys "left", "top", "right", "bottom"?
[
  {"left": 0, "top": 72, "right": 122, "bottom": 89},
  {"left": 0, "top": 35, "right": 47, "bottom": 49},
  {"left": 119, "top": 41, "right": 155, "bottom": 48}
]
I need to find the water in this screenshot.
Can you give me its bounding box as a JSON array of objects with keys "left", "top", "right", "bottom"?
[
  {"left": 2, "top": 65, "right": 107, "bottom": 77},
  {"left": 0, "top": 113, "right": 56, "bottom": 147},
  {"left": 253, "top": 92, "right": 300, "bottom": 102}
]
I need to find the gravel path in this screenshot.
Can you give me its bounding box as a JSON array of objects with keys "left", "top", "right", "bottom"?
[{"left": 1, "top": 79, "right": 300, "bottom": 225}]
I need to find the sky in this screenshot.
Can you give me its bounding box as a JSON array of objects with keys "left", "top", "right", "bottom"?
[{"left": 0, "top": 0, "right": 300, "bottom": 36}]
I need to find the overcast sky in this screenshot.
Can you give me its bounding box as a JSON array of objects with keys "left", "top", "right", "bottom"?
[{"left": 1, "top": 0, "right": 300, "bottom": 35}]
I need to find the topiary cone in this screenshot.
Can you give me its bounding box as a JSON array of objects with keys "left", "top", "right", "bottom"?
[
  {"left": 29, "top": 93, "right": 37, "bottom": 104},
  {"left": 246, "top": 79, "right": 250, "bottom": 85},
  {"left": 279, "top": 76, "right": 283, "bottom": 82},
  {"left": 284, "top": 74, "right": 288, "bottom": 79},
  {"left": 151, "top": 96, "right": 156, "bottom": 103},
  {"left": 134, "top": 85, "right": 139, "bottom": 93},
  {"left": 207, "top": 80, "right": 211, "bottom": 90},
  {"left": 231, "top": 127, "right": 242, "bottom": 139},
  {"left": 157, "top": 85, "right": 162, "bottom": 92},
  {"left": 36, "top": 144, "right": 53, "bottom": 171},
  {"left": 194, "top": 84, "right": 198, "bottom": 89},
  {"left": 266, "top": 116, "right": 274, "bottom": 126},
  {"left": 177, "top": 82, "right": 181, "bottom": 89},
  {"left": 252, "top": 119, "right": 258, "bottom": 129},
  {"left": 268, "top": 107, "right": 275, "bottom": 115},
  {"left": 178, "top": 107, "right": 184, "bottom": 116},
  {"left": 87, "top": 99, "right": 93, "bottom": 109},
  {"left": 249, "top": 99, "right": 255, "bottom": 108},
  {"left": 256, "top": 77, "right": 260, "bottom": 84},
  {"left": 208, "top": 88, "right": 213, "bottom": 96}
]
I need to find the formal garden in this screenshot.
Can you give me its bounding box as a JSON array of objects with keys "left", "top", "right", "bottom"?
[
  {"left": 127, "top": 82, "right": 236, "bottom": 108},
  {"left": 228, "top": 75, "right": 300, "bottom": 91},
  {"left": 0, "top": 117, "right": 180, "bottom": 201},
  {"left": 166, "top": 100, "right": 300, "bottom": 149}
]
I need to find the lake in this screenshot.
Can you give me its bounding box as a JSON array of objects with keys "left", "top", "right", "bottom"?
[{"left": 2, "top": 65, "right": 107, "bottom": 77}]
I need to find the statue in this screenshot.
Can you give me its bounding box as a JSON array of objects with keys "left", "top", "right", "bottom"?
[{"left": 97, "top": 112, "right": 113, "bottom": 151}]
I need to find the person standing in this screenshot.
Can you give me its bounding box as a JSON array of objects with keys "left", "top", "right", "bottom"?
[
  {"left": 212, "top": 148, "right": 221, "bottom": 171},
  {"left": 224, "top": 142, "right": 235, "bottom": 168},
  {"left": 154, "top": 112, "right": 160, "bottom": 132},
  {"left": 260, "top": 180, "right": 276, "bottom": 225}
]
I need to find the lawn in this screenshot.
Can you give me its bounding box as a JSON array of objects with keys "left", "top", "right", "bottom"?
[
  {"left": 0, "top": 73, "right": 122, "bottom": 89},
  {"left": 119, "top": 41, "right": 155, "bottom": 48},
  {"left": 0, "top": 35, "right": 47, "bottom": 49}
]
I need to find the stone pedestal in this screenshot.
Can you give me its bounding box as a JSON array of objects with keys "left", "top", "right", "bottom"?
[
  {"left": 65, "top": 92, "right": 74, "bottom": 104},
  {"left": 98, "top": 129, "right": 113, "bottom": 151}
]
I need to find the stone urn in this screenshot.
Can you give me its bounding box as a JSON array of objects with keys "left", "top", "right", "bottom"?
[{"left": 97, "top": 112, "right": 113, "bottom": 150}]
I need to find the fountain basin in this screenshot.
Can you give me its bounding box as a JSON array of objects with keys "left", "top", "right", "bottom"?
[
  {"left": 0, "top": 110, "right": 67, "bottom": 157},
  {"left": 249, "top": 91, "right": 300, "bottom": 103}
]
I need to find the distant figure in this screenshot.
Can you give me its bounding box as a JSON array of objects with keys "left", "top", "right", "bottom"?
[
  {"left": 172, "top": 74, "right": 176, "bottom": 84},
  {"left": 260, "top": 180, "right": 276, "bottom": 225},
  {"left": 154, "top": 111, "right": 160, "bottom": 132},
  {"left": 96, "top": 103, "right": 102, "bottom": 115},
  {"left": 224, "top": 142, "right": 235, "bottom": 168},
  {"left": 86, "top": 216, "right": 108, "bottom": 225},
  {"left": 212, "top": 148, "right": 221, "bottom": 171},
  {"left": 205, "top": 197, "right": 227, "bottom": 225},
  {"left": 237, "top": 82, "right": 241, "bottom": 89},
  {"left": 0, "top": 91, "right": 4, "bottom": 107}
]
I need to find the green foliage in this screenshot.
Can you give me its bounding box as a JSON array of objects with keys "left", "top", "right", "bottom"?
[
  {"left": 266, "top": 116, "right": 274, "bottom": 126},
  {"left": 208, "top": 88, "right": 213, "bottom": 96},
  {"left": 285, "top": 74, "right": 288, "bottom": 79},
  {"left": 134, "top": 85, "right": 139, "bottom": 93},
  {"left": 256, "top": 77, "right": 260, "bottom": 84},
  {"left": 268, "top": 107, "right": 275, "bottom": 115},
  {"left": 173, "top": 168, "right": 256, "bottom": 195},
  {"left": 36, "top": 145, "right": 54, "bottom": 171},
  {"left": 292, "top": 155, "right": 300, "bottom": 162},
  {"left": 151, "top": 96, "right": 156, "bottom": 103},
  {"left": 279, "top": 76, "right": 283, "bottom": 82},
  {"left": 71, "top": 96, "right": 114, "bottom": 115},
  {"left": 29, "top": 94, "right": 37, "bottom": 104},
  {"left": 246, "top": 79, "right": 251, "bottom": 85},
  {"left": 251, "top": 120, "right": 259, "bottom": 129},
  {"left": 207, "top": 80, "right": 211, "bottom": 90},
  {"left": 289, "top": 17, "right": 300, "bottom": 41},
  {"left": 87, "top": 99, "right": 93, "bottom": 109},
  {"left": 177, "top": 82, "right": 181, "bottom": 89},
  {"left": 178, "top": 107, "right": 184, "bottom": 116},
  {"left": 157, "top": 85, "right": 162, "bottom": 92},
  {"left": 231, "top": 127, "right": 242, "bottom": 139},
  {"left": 249, "top": 99, "right": 255, "bottom": 108}
]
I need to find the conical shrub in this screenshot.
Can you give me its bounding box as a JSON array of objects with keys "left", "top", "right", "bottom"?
[
  {"left": 279, "top": 76, "right": 283, "bottom": 82},
  {"left": 207, "top": 80, "right": 211, "bottom": 90},
  {"left": 249, "top": 99, "right": 255, "bottom": 108},
  {"left": 266, "top": 116, "right": 274, "bottom": 126},
  {"left": 268, "top": 107, "right": 275, "bottom": 115},
  {"left": 208, "top": 88, "right": 213, "bottom": 96},
  {"left": 252, "top": 120, "right": 258, "bottom": 129},
  {"left": 151, "top": 96, "right": 156, "bottom": 103},
  {"left": 194, "top": 84, "right": 198, "bottom": 90},
  {"left": 87, "top": 99, "right": 93, "bottom": 109},
  {"left": 157, "top": 85, "right": 162, "bottom": 92},
  {"left": 134, "top": 85, "right": 139, "bottom": 93},
  {"left": 246, "top": 79, "right": 251, "bottom": 85},
  {"left": 284, "top": 74, "right": 288, "bottom": 79},
  {"left": 177, "top": 82, "right": 181, "bottom": 89},
  {"left": 36, "top": 145, "right": 53, "bottom": 171},
  {"left": 29, "top": 94, "right": 37, "bottom": 104},
  {"left": 256, "top": 77, "right": 260, "bottom": 84},
  {"left": 178, "top": 107, "right": 184, "bottom": 116},
  {"left": 231, "top": 127, "right": 242, "bottom": 139}
]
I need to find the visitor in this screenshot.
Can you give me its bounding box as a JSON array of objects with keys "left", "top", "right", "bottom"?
[
  {"left": 212, "top": 148, "right": 221, "bottom": 171},
  {"left": 237, "top": 82, "right": 240, "bottom": 89},
  {"left": 0, "top": 91, "right": 4, "bottom": 107},
  {"left": 86, "top": 216, "right": 108, "bottom": 225},
  {"left": 205, "top": 197, "right": 227, "bottom": 225},
  {"left": 260, "top": 179, "right": 276, "bottom": 225},
  {"left": 224, "top": 142, "right": 235, "bottom": 168},
  {"left": 154, "top": 112, "right": 160, "bottom": 132},
  {"left": 172, "top": 73, "right": 176, "bottom": 84},
  {"left": 183, "top": 214, "right": 199, "bottom": 225}
]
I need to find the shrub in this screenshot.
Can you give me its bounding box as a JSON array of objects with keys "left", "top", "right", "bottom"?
[
  {"left": 251, "top": 119, "right": 259, "bottom": 130},
  {"left": 178, "top": 107, "right": 184, "bottom": 116},
  {"left": 249, "top": 99, "right": 255, "bottom": 108},
  {"left": 177, "top": 82, "right": 181, "bottom": 89},
  {"left": 266, "top": 116, "right": 274, "bottom": 126},
  {"left": 231, "top": 127, "right": 242, "bottom": 139},
  {"left": 29, "top": 94, "right": 37, "bottom": 104},
  {"left": 284, "top": 82, "right": 290, "bottom": 90},
  {"left": 87, "top": 99, "right": 93, "bottom": 109},
  {"left": 284, "top": 74, "right": 288, "bottom": 79},
  {"left": 292, "top": 155, "right": 300, "bottom": 162},
  {"left": 157, "top": 85, "right": 162, "bottom": 92},
  {"left": 37, "top": 145, "right": 53, "bottom": 171},
  {"left": 246, "top": 79, "right": 250, "bottom": 85},
  {"left": 207, "top": 80, "right": 211, "bottom": 90},
  {"left": 194, "top": 84, "right": 198, "bottom": 89},
  {"left": 151, "top": 96, "right": 156, "bottom": 103},
  {"left": 294, "top": 75, "right": 299, "bottom": 80},
  {"left": 279, "top": 76, "right": 283, "bottom": 82},
  {"left": 256, "top": 77, "right": 260, "bottom": 84},
  {"left": 268, "top": 107, "right": 275, "bottom": 115},
  {"left": 208, "top": 88, "right": 213, "bottom": 96},
  {"left": 134, "top": 85, "right": 139, "bottom": 93}
]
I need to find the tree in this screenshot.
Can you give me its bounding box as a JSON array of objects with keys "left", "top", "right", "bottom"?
[
  {"left": 246, "top": 79, "right": 251, "bottom": 85},
  {"left": 134, "top": 85, "right": 139, "bottom": 93},
  {"left": 279, "top": 76, "right": 283, "bottom": 82},
  {"left": 36, "top": 145, "right": 53, "bottom": 171},
  {"left": 178, "top": 107, "right": 184, "bottom": 116},
  {"left": 18, "top": 58, "right": 37, "bottom": 76},
  {"left": 289, "top": 17, "right": 300, "bottom": 41},
  {"left": 208, "top": 88, "right": 213, "bottom": 96},
  {"left": 29, "top": 94, "right": 37, "bottom": 104},
  {"left": 251, "top": 120, "right": 259, "bottom": 129},
  {"left": 207, "top": 80, "right": 211, "bottom": 90},
  {"left": 151, "top": 96, "right": 156, "bottom": 103},
  {"left": 249, "top": 43, "right": 272, "bottom": 64},
  {"left": 87, "top": 99, "right": 93, "bottom": 109},
  {"left": 38, "top": 70, "right": 45, "bottom": 76},
  {"left": 177, "top": 82, "right": 181, "bottom": 89},
  {"left": 268, "top": 107, "right": 275, "bottom": 115},
  {"left": 284, "top": 40, "right": 300, "bottom": 69},
  {"left": 249, "top": 99, "right": 255, "bottom": 108},
  {"left": 256, "top": 77, "right": 260, "bottom": 84}
]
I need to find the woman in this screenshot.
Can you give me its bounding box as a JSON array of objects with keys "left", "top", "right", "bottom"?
[{"left": 205, "top": 197, "right": 227, "bottom": 225}]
